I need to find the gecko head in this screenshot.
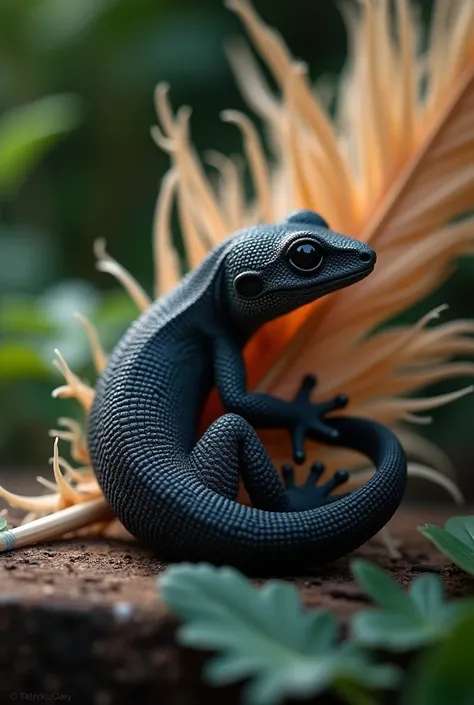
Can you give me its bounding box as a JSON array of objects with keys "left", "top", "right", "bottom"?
[{"left": 222, "top": 209, "right": 376, "bottom": 332}]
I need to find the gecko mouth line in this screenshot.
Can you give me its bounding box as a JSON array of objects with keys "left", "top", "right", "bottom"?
[{"left": 261, "top": 266, "right": 375, "bottom": 299}]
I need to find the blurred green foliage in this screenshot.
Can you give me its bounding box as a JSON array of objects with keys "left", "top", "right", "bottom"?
[
  {"left": 0, "top": 0, "right": 473, "bottom": 496},
  {"left": 0, "top": 94, "right": 82, "bottom": 194}
]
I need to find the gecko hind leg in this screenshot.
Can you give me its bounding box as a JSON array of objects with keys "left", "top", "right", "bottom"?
[
  {"left": 282, "top": 461, "right": 350, "bottom": 511},
  {"left": 190, "top": 413, "right": 291, "bottom": 512}
]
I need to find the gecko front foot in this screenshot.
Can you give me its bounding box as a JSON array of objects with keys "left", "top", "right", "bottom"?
[
  {"left": 290, "top": 374, "right": 349, "bottom": 463},
  {"left": 282, "top": 462, "right": 350, "bottom": 511}
]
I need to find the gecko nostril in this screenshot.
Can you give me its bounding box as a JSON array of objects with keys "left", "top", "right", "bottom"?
[{"left": 234, "top": 272, "right": 264, "bottom": 298}]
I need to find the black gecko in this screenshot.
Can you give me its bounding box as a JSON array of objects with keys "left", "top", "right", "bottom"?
[{"left": 88, "top": 210, "right": 407, "bottom": 573}]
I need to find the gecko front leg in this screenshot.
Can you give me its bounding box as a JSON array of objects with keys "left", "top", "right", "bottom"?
[{"left": 213, "top": 334, "right": 349, "bottom": 463}]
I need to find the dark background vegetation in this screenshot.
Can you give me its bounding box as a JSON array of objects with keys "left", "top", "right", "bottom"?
[{"left": 1, "top": 0, "right": 473, "bottom": 497}]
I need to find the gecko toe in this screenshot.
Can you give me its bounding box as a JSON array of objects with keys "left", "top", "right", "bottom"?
[
  {"left": 285, "top": 465, "right": 351, "bottom": 511},
  {"left": 305, "top": 461, "right": 325, "bottom": 485},
  {"left": 282, "top": 464, "right": 295, "bottom": 488}
]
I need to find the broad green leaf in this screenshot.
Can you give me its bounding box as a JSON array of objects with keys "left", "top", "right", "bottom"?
[
  {"left": 409, "top": 574, "right": 444, "bottom": 620},
  {"left": 419, "top": 524, "right": 474, "bottom": 576},
  {"left": 352, "top": 611, "right": 440, "bottom": 652},
  {"left": 351, "top": 560, "right": 415, "bottom": 614},
  {"left": 229, "top": 658, "right": 337, "bottom": 705},
  {"left": 338, "top": 648, "right": 400, "bottom": 690},
  {"left": 403, "top": 608, "right": 474, "bottom": 705},
  {"left": 0, "top": 344, "right": 50, "bottom": 381},
  {"left": 351, "top": 562, "right": 463, "bottom": 652},
  {"left": 0, "top": 94, "right": 82, "bottom": 194},
  {"left": 444, "top": 516, "right": 474, "bottom": 550},
  {"left": 158, "top": 563, "right": 399, "bottom": 705}
]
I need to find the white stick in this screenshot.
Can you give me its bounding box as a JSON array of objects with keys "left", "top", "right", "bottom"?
[{"left": 0, "top": 498, "right": 112, "bottom": 552}]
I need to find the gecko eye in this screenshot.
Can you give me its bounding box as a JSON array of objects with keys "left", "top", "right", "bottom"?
[{"left": 287, "top": 238, "right": 324, "bottom": 274}]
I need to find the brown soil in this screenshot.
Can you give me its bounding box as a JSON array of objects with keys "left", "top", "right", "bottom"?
[{"left": 0, "top": 469, "right": 472, "bottom": 704}]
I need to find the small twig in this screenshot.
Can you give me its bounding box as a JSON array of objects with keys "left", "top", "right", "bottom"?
[{"left": 0, "top": 499, "right": 112, "bottom": 552}]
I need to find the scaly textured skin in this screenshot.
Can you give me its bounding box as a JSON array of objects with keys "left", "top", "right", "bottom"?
[{"left": 89, "top": 210, "right": 407, "bottom": 573}]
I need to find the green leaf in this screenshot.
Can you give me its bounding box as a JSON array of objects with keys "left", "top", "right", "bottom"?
[
  {"left": 0, "top": 517, "right": 8, "bottom": 532},
  {"left": 351, "top": 560, "right": 415, "bottom": 614},
  {"left": 444, "top": 516, "right": 474, "bottom": 550},
  {"left": 0, "top": 94, "right": 82, "bottom": 195},
  {"left": 403, "top": 607, "right": 474, "bottom": 705},
  {"left": 351, "top": 561, "right": 463, "bottom": 651},
  {"left": 158, "top": 563, "right": 399, "bottom": 705},
  {"left": 352, "top": 610, "right": 440, "bottom": 652},
  {"left": 419, "top": 523, "right": 474, "bottom": 576},
  {"left": 409, "top": 573, "right": 444, "bottom": 621},
  {"left": 0, "top": 343, "right": 50, "bottom": 381}
]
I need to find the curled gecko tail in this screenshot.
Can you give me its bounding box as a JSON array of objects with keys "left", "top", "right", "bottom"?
[{"left": 313, "top": 415, "right": 408, "bottom": 556}]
